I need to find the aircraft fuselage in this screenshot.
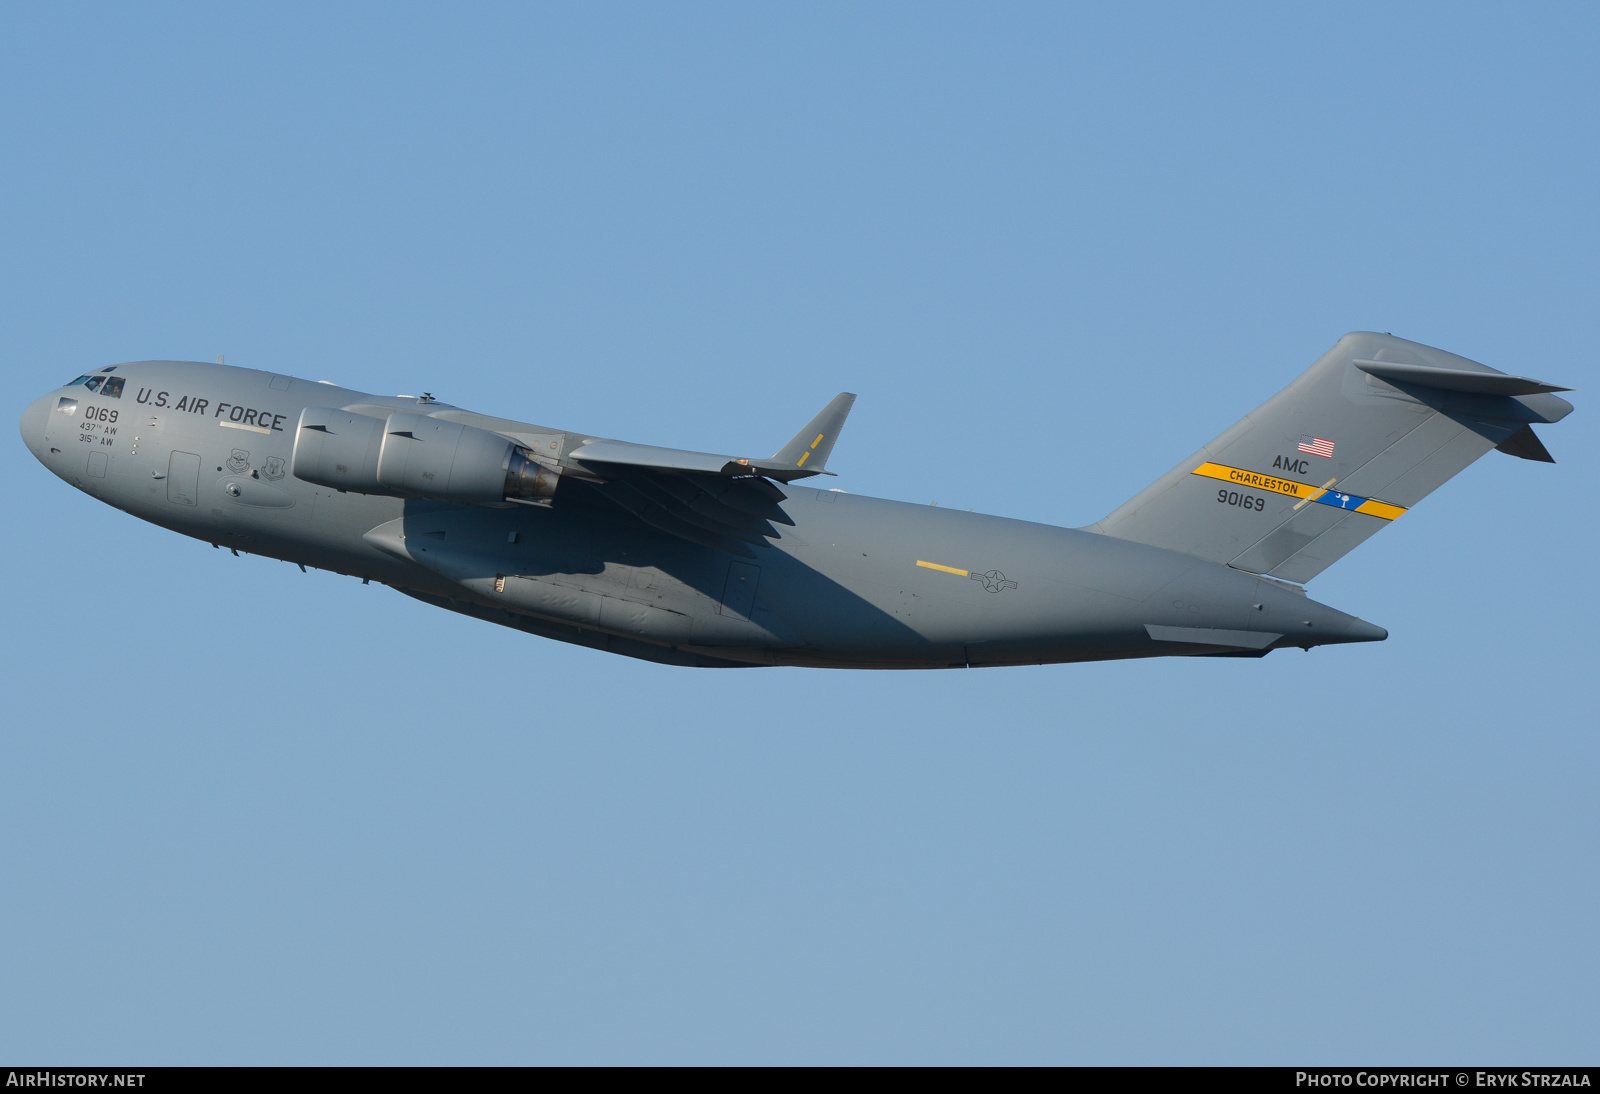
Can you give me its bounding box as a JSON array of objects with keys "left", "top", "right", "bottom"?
[{"left": 21, "top": 360, "right": 1384, "bottom": 668}]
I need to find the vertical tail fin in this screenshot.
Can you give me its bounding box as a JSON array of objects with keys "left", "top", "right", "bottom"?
[{"left": 1087, "top": 332, "right": 1574, "bottom": 583}]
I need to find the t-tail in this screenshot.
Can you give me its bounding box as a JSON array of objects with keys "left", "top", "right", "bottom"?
[{"left": 1087, "top": 332, "right": 1574, "bottom": 583}]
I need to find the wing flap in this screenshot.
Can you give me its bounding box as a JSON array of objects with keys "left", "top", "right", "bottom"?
[
  {"left": 607, "top": 471, "right": 778, "bottom": 543},
  {"left": 589, "top": 478, "right": 759, "bottom": 558},
  {"left": 678, "top": 473, "right": 793, "bottom": 524}
]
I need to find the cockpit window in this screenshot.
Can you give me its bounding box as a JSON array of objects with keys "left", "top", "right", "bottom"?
[{"left": 63, "top": 368, "right": 118, "bottom": 389}]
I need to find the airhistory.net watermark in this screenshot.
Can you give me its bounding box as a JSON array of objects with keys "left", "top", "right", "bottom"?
[{"left": 5, "top": 1075, "right": 145, "bottom": 1088}]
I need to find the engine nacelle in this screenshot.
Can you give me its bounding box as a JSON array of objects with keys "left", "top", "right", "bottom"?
[
  {"left": 290, "top": 407, "right": 389, "bottom": 493},
  {"left": 375, "top": 411, "right": 558, "bottom": 504},
  {"left": 291, "top": 406, "right": 558, "bottom": 503}
]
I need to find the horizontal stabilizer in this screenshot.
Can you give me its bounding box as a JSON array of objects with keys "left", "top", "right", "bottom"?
[{"left": 1353, "top": 359, "right": 1571, "bottom": 396}]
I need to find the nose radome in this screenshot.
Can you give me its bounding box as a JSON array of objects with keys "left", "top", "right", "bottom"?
[{"left": 19, "top": 393, "right": 52, "bottom": 460}]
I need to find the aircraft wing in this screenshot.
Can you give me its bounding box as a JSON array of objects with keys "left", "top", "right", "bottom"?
[
  {"left": 563, "top": 393, "right": 856, "bottom": 557},
  {"left": 564, "top": 440, "right": 742, "bottom": 476}
]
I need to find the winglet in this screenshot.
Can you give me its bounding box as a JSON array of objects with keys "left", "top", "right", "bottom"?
[{"left": 755, "top": 393, "right": 856, "bottom": 478}]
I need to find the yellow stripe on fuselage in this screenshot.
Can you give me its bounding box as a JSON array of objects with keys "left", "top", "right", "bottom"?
[
  {"left": 916, "top": 560, "right": 969, "bottom": 576},
  {"left": 1191, "top": 461, "right": 1322, "bottom": 500}
]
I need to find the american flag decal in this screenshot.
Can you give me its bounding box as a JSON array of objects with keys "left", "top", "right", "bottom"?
[{"left": 1298, "top": 435, "right": 1335, "bottom": 458}]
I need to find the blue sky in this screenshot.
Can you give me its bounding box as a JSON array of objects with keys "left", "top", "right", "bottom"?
[{"left": 2, "top": 3, "right": 1595, "bottom": 1063}]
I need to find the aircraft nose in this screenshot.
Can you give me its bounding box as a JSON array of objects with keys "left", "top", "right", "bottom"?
[{"left": 19, "top": 393, "right": 52, "bottom": 460}]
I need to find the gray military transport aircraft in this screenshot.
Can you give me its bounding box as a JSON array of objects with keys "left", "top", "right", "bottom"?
[{"left": 19, "top": 332, "right": 1573, "bottom": 669}]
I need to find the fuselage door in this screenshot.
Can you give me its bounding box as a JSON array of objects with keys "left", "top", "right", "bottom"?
[{"left": 167, "top": 451, "right": 201, "bottom": 506}]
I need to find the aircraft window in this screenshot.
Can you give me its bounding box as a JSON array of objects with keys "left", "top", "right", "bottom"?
[
  {"left": 100, "top": 376, "right": 125, "bottom": 398},
  {"left": 63, "top": 375, "right": 92, "bottom": 387},
  {"left": 56, "top": 398, "right": 78, "bottom": 415},
  {"left": 99, "top": 366, "right": 117, "bottom": 373},
  {"left": 84, "top": 377, "right": 104, "bottom": 393}
]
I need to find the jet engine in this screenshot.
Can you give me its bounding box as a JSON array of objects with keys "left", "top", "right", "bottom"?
[{"left": 291, "top": 407, "right": 558, "bottom": 503}]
